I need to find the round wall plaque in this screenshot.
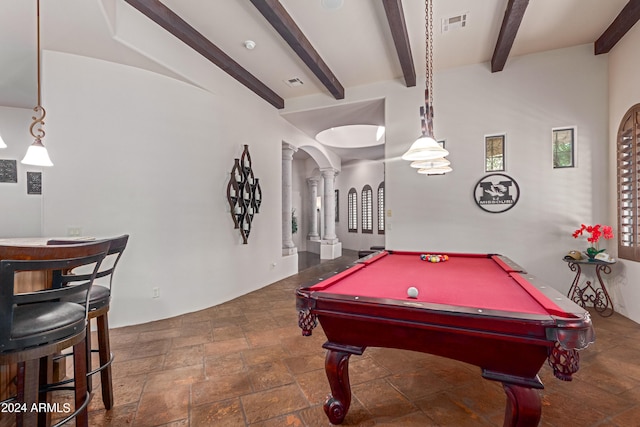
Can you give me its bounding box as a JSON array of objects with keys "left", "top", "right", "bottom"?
[{"left": 473, "top": 173, "right": 520, "bottom": 213}]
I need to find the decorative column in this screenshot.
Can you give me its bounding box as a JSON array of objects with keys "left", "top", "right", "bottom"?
[
  {"left": 282, "top": 144, "right": 298, "bottom": 256},
  {"left": 307, "top": 177, "right": 321, "bottom": 240},
  {"left": 321, "top": 168, "right": 338, "bottom": 243}
]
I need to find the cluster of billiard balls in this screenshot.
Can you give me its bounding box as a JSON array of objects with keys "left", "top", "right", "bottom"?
[
  {"left": 420, "top": 254, "right": 449, "bottom": 263},
  {"left": 407, "top": 254, "right": 449, "bottom": 299}
]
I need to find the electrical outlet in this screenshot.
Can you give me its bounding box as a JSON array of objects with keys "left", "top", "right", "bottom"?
[
  {"left": 152, "top": 287, "right": 160, "bottom": 298},
  {"left": 67, "top": 227, "right": 82, "bottom": 236}
]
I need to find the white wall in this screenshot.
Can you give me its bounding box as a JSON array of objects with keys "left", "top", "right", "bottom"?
[
  {"left": 285, "top": 44, "right": 609, "bottom": 298},
  {"left": 387, "top": 44, "right": 609, "bottom": 295},
  {"left": 335, "top": 159, "right": 385, "bottom": 251},
  {"left": 0, "top": 106, "right": 43, "bottom": 237},
  {"left": 39, "top": 50, "right": 306, "bottom": 327},
  {"left": 608, "top": 22, "right": 640, "bottom": 323}
]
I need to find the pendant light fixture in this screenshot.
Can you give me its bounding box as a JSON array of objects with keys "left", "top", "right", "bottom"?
[
  {"left": 410, "top": 157, "right": 450, "bottom": 169},
  {"left": 22, "top": 0, "right": 53, "bottom": 167},
  {"left": 418, "top": 166, "right": 452, "bottom": 175},
  {"left": 402, "top": 0, "right": 451, "bottom": 172}
]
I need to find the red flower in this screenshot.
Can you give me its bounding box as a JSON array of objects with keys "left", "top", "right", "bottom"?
[{"left": 572, "top": 224, "right": 614, "bottom": 246}]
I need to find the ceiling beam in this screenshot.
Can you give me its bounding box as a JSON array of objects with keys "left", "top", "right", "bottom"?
[
  {"left": 124, "top": 0, "right": 284, "bottom": 109},
  {"left": 249, "top": 0, "right": 344, "bottom": 100},
  {"left": 491, "top": 0, "right": 530, "bottom": 73},
  {"left": 381, "top": 0, "right": 416, "bottom": 87},
  {"left": 595, "top": 0, "right": 640, "bottom": 55}
]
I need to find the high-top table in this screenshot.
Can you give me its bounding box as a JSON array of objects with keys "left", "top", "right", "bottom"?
[{"left": 563, "top": 257, "right": 616, "bottom": 317}]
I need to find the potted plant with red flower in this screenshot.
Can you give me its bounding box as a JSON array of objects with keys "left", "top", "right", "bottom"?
[{"left": 572, "top": 224, "right": 614, "bottom": 260}]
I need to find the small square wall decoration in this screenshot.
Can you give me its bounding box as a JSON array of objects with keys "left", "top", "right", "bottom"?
[
  {"left": 27, "top": 171, "right": 42, "bottom": 195},
  {"left": 0, "top": 159, "right": 17, "bottom": 183}
]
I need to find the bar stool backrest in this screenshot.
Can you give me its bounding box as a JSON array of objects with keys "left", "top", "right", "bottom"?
[
  {"left": 47, "top": 235, "right": 129, "bottom": 309},
  {"left": 0, "top": 240, "right": 110, "bottom": 352}
]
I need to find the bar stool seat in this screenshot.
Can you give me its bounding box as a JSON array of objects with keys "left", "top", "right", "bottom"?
[
  {"left": 12, "top": 302, "right": 86, "bottom": 339},
  {"left": 61, "top": 285, "right": 110, "bottom": 310}
]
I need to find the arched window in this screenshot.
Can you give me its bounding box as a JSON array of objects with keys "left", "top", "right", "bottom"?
[
  {"left": 361, "top": 185, "right": 373, "bottom": 234},
  {"left": 348, "top": 188, "right": 358, "bottom": 233},
  {"left": 617, "top": 104, "right": 640, "bottom": 261},
  {"left": 377, "top": 182, "right": 385, "bottom": 234}
]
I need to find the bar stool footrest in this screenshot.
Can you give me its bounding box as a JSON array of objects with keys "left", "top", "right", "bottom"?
[{"left": 51, "top": 391, "right": 90, "bottom": 427}]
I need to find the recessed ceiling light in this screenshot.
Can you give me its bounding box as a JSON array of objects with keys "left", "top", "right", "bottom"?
[
  {"left": 244, "top": 40, "right": 256, "bottom": 50},
  {"left": 316, "top": 125, "right": 384, "bottom": 149},
  {"left": 321, "top": 0, "right": 343, "bottom": 10}
]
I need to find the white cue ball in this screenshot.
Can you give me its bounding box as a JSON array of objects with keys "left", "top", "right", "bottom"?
[{"left": 407, "top": 286, "right": 419, "bottom": 299}]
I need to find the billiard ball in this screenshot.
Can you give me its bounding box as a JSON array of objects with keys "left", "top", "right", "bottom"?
[{"left": 407, "top": 286, "right": 419, "bottom": 298}]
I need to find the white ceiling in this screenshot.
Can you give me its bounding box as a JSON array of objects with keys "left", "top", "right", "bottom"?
[{"left": 0, "top": 0, "right": 632, "bottom": 159}]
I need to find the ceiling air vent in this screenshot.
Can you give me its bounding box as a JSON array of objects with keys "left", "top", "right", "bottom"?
[
  {"left": 284, "top": 77, "right": 304, "bottom": 87},
  {"left": 441, "top": 13, "right": 468, "bottom": 33}
]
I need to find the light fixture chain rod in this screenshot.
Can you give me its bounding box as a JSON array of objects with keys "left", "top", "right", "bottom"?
[
  {"left": 424, "top": 0, "right": 434, "bottom": 136},
  {"left": 429, "top": 0, "right": 433, "bottom": 128},
  {"left": 427, "top": 0, "right": 433, "bottom": 107},
  {"left": 30, "top": 0, "right": 46, "bottom": 140},
  {"left": 36, "top": 0, "right": 41, "bottom": 107}
]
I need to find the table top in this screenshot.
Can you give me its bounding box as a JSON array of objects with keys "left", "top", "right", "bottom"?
[
  {"left": 0, "top": 237, "right": 95, "bottom": 246},
  {"left": 562, "top": 256, "right": 616, "bottom": 266},
  {"left": 304, "top": 251, "right": 582, "bottom": 319}
]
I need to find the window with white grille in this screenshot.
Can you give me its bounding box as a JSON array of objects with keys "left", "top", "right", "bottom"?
[
  {"left": 362, "top": 185, "right": 373, "bottom": 234},
  {"left": 377, "top": 182, "right": 385, "bottom": 234},
  {"left": 348, "top": 188, "right": 357, "bottom": 233}
]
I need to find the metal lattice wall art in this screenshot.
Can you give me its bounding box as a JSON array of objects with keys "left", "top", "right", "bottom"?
[{"left": 227, "top": 145, "right": 262, "bottom": 244}]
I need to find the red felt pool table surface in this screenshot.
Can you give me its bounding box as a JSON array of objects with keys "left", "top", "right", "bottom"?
[{"left": 309, "top": 251, "right": 567, "bottom": 317}]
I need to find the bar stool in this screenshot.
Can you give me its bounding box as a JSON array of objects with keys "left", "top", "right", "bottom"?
[
  {"left": 0, "top": 241, "right": 109, "bottom": 427},
  {"left": 47, "top": 234, "right": 129, "bottom": 409}
]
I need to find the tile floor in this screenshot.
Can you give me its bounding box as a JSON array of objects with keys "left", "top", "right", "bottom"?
[{"left": 12, "top": 250, "right": 640, "bottom": 426}]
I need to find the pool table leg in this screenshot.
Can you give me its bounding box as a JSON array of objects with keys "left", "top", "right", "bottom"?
[
  {"left": 323, "top": 348, "right": 358, "bottom": 425},
  {"left": 502, "top": 383, "right": 542, "bottom": 427}
]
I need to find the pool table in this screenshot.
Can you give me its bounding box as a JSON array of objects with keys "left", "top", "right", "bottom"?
[{"left": 296, "top": 251, "right": 595, "bottom": 426}]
